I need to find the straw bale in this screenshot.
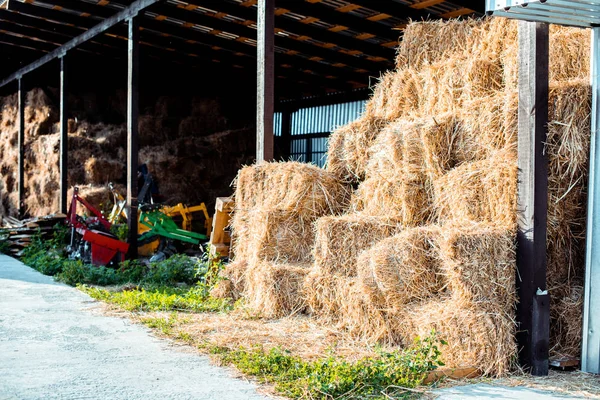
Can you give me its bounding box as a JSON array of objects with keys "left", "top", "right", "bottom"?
[
  {"left": 304, "top": 269, "right": 354, "bottom": 319},
  {"left": 457, "top": 93, "right": 517, "bottom": 163},
  {"left": 396, "top": 19, "right": 483, "bottom": 70},
  {"left": 546, "top": 80, "right": 591, "bottom": 286},
  {"left": 365, "top": 115, "right": 459, "bottom": 181},
  {"left": 211, "top": 260, "right": 248, "bottom": 301},
  {"left": 230, "top": 210, "right": 316, "bottom": 264},
  {"left": 356, "top": 226, "right": 443, "bottom": 308},
  {"left": 350, "top": 176, "right": 433, "bottom": 225},
  {"left": 403, "top": 298, "right": 516, "bottom": 376},
  {"left": 433, "top": 149, "right": 517, "bottom": 228},
  {"left": 549, "top": 26, "right": 590, "bottom": 83},
  {"left": 365, "top": 69, "right": 421, "bottom": 121},
  {"left": 84, "top": 157, "right": 124, "bottom": 184},
  {"left": 438, "top": 225, "right": 517, "bottom": 308},
  {"left": 245, "top": 262, "right": 310, "bottom": 318},
  {"left": 313, "top": 214, "right": 403, "bottom": 277},
  {"left": 463, "top": 57, "right": 504, "bottom": 99},
  {"left": 326, "top": 114, "right": 388, "bottom": 182},
  {"left": 235, "top": 161, "right": 350, "bottom": 215},
  {"left": 550, "top": 283, "right": 584, "bottom": 358}
]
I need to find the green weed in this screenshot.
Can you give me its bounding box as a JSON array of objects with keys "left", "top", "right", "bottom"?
[
  {"left": 79, "top": 285, "right": 233, "bottom": 313},
  {"left": 211, "top": 331, "right": 445, "bottom": 399}
]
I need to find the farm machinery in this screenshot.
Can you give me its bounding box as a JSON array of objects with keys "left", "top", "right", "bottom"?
[{"left": 66, "top": 187, "right": 129, "bottom": 266}]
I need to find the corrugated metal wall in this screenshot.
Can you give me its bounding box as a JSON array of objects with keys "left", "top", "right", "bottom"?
[{"left": 274, "top": 100, "right": 366, "bottom": 168}]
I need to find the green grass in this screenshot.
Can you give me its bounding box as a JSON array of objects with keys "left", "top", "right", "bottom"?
[
  {"left": 208, "top": 331, "right": 445, "bottom": 400},
  {"left": 80, "top": 285, "right": 233, "bottom": 313}
]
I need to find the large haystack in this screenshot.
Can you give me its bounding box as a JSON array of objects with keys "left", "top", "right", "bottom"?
[{"left": 222, "top": 17, "right": 590, "bottom": 373}]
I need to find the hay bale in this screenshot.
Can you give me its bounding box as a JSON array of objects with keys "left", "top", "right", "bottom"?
[
  {"left": 550, "top": 283, "right": 584, "bottom": 358},
  {"left": 365, "top": 69, "right": 421, "bottom": 121},
  {"left": 304, "top": 269, "right": 354, "bottom": 319},
  {"left": 350, "top": 176, "right": 433, "bottom": 225},
  {"left": 365, "top": 115, "right": 459, "bottom": 181},
  {"left": 433, "top": 149, "right": 517, "bottom": 228},
  {"left": 396, "top": 19, "right": 483, "bottom": 70},
  {"left": 546, "top": 80, "right": 591, "bottom": 286},
  {"left": 356, "top": 226, "right": 442, "bottom": 308},
  {"left": 230, "top": 210, "right": 316, "bottom": 264},
  {"left": 313, "top": 214, "right": 403, "bottom": 277},
  {"left": 458, "top": 92, "right": 517, "bottom": 163},
  {"left": 211, "top": 260, "right": 247, "bottom": 301},
  {"left": 326, "top": 115, "right": 388, "bottom": 182},
  {"left": 438, "top": 225, "right": 516, "bottom": 308},
  {"left": 84, "top": 157, "right": 124, "bottom": 184},
  {"left": 403, "top": 298, "right": 516, "bottom": 376},
  {"left": 549, "top": 26, "right": 590, "bottom": 83},
  {"left": 245, "top": 262, "right": 310, "bottom": 318},
  {"left": 235, "top": 161, "right": 350, "bottom": 215}
]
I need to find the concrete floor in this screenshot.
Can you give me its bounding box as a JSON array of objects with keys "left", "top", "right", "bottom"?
[
  {"left": 432, "top": 383, "right": 587, "bottom": 399},
  {"left": 0, "top": 254, "right": 267, "bottom": 400}
]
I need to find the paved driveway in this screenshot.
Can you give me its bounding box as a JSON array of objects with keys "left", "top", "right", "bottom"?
[{"left": 0, "top": 255, "right": 267, "bottom": 400}]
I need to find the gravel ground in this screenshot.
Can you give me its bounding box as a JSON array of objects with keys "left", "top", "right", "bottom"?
[{"left": 0, "top": 254, "right": 268, "bottom": 400}]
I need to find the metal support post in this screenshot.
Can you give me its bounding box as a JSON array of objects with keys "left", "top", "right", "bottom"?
[
  {"left": 583, "top": 27, "right": 600, "bottom": 374},
  {"left": 17, "top": 77, "right": 25, "bottom": 219},
  {"left": 59, "top": 54, "right": 68, "bottom": 214},
  {"left": 127, "top": 15, "right": 139, "bottom": 259}
]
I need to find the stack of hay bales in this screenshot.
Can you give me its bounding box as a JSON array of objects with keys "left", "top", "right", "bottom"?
[
  {"left": 227, "top": 18, "right": 591, "bottom": 375},
  {"left": 213, "top": 162, "right": 350, "bottom": 318},
  {"left": 0, "top": 90, "right": 257, "bottom": 218}
]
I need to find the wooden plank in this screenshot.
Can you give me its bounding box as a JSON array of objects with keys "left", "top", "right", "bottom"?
[
  {"left": 215, "top": 197, "right": 234, "bottom": 213},
  {"left": 126, "top": 14, "right": 139, "bottom": 259},
  {"left": 256, "top": 0, "right": 274, "bottom": 162},
  {"left": 549, "top": 357, "right": 580, "bottom": 368},
  {"left": 210, "top": 210, "right": 231, "bottom": 245},
  {"left": 423, "top": 367, "right": 480, "bottom": 384},
  {"left": 17, "top": 78, "right": 25, "bottom": 219},
  {"left": 59, "top": 54, "right": 68, "bottom": 214},
  {"left": 0, "top": 0, "right": 160, "bottom": 88},
  {"left": 515, "top": 21, "right": 550, "bottom": 376}
]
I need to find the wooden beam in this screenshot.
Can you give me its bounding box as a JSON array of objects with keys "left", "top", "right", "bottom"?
[
  {"left": 150, "top": 3, "right": 385, "bottom": 74},
  {"left": 516, "top": 20, "right": 550, "bottom": 376},
  {"left": 276, "top": 0, "right": 397, "bottom": 41},
  {"left": 176, "top": 0, "right": 394, "bottom": 60},
  {"left": 127, "top": 14, "right": 139, "bottom": 259},
  {"left": 17, "top": 78, "right": 25, "bottom": 219},
  {"left": 257, "top": 0, "right": 274, "bottom": 162},
  {"left": 0, "top": 0, "right": 160, "bottom": 88},
  {"left": 59, "top": 54, "right": 68, "bottom": 214}
]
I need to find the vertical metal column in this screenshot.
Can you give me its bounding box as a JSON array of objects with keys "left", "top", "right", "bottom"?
[
  {"left": 516, "top": 21, "right": 550, "bottom": 376},
  {"left": 256, "top": 0, "right": 274, "bottom": 162},
  {"left": 127, "top": 15, "right": 140, "bottom": 259},
  {"left": 59, "top": 55, "right": 68, "bottom": 214},
  {"left": 17, "top": 78, "right": 25, "bottom": 219},
  {"left": 583, "top": 27, "right": 600, "bottom": 374}
]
